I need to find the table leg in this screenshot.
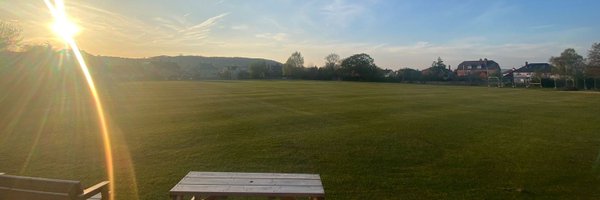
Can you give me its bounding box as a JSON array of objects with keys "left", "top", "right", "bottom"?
[{"left": 170, "top": 195, "right": 182, "bottom": 200}]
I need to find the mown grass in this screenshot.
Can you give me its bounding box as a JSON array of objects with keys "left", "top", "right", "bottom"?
[{"left": 1, "top": 80, "right": 600, "bottom": 199}]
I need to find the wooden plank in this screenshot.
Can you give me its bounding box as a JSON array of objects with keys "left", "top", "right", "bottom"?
[
  {"left": 170, "top": 185, "right": 325, "bottom": 197},
  {"left": 186, "top": 172, "right": 320, "bottom": 180},
  {"left": 0, "top": 174, "right": 83, "bottom": 198},
  {"left": 80, "top": 181, "right": 109, "bottom": 200},
  {"left": 0, "top": 187, "right": 71, "bottom": 200},
  {"left": 87, "top": 193, "right": 103, "bottom": 200},
  {"left": 178, "top": 177, "right": 322, "bottom": 187}
]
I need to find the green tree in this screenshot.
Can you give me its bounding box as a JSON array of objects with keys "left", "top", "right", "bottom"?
[
  {"left": 397, "top": 68, "right": 421, "bottom": 82},
  {"left": 250, "top": 61, "right": 268, "bottom": 79},
  {"left": 283, "top": 51, "right": 304, "bottom": 78},
  {"left": 317, "top": 66, "right": 334, "bottom": 80},
  {"left": 0, "top": 21, "right": 22, "bottom": 51},
  {"left": 586, "top": 43, "right": 600, "bottom": 89},
  {"left": 219, "top": 69, "right": 232, "bottom": 80},
  {"left": 588, "top": 43, "right": 600, "bottom": 67},
  {"left": 550, "top": 48, "right": 584, "bottom": 88},
  {"left": 431, "top": 57, "right": 447, "bottom": 69},
  {"left": 425, "top": 57, "right": 451, "bottom": 81},
  {"left": 340, "top": 53, "right": 383, "bottom": 81}
]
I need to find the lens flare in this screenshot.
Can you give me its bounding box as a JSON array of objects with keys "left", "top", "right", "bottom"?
[
  {"left": 52, "top": 19, "right": 79, "bottom": 40},
  {"left": 44, "top": 1, "right": 115, "bottom": 200}
]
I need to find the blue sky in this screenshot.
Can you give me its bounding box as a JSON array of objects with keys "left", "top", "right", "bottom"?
[{"left": 2, "top": 0, "right": 599, "bottom": 69}]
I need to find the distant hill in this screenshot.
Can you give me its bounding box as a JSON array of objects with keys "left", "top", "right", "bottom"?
[
  {"left": 2, "top": 49, "right": 283, "bottom": 81},
  {"left": 148, "top": 55, "right": 282, "bottom": 69},
  {"left": 89, "top": 55, "right": 283, "bottom": 80}
]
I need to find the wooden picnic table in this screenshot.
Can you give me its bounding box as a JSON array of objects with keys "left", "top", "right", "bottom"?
[{"left": 169, "top": 172, "right": 325, "bottom": 200}]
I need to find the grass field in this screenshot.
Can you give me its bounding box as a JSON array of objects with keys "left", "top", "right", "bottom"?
[{"left": 1, "top": 80, "right": 600, "bottom": 199}]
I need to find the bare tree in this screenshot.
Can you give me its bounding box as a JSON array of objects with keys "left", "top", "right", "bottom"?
[
  {"left": 283, "top": 51, "right": 304, "bottom": 78},
  {"left": 0, "top": 21, "right": 22, "bottom": 51},
  {"left": 550, "top": 48, "right": 584, "bottom": 88},
  {"left": 587, "top": 43, "right": 600, "bottom": 89},
  {"left": 324, "top": 53, "right": 340, "bottom": 69}
]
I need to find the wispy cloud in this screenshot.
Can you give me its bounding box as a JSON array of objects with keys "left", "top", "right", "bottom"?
[
  {"left": 261, "top": 17, "right": 287, "bottom": 31},
  {"left": 231, "top": 25, "right": 249, "bottom": 30},
  {"left": 470, "top": 1, "right": 518, "bottom": 25},
  {"left": 255, "top": 33, "right": 288, "bottom": 41},
  {"left": 151, "top": 12, "right": 230, "bottom": 45},
  {"left": 320, "top": 0, "right": 367, "bottom": 27}
]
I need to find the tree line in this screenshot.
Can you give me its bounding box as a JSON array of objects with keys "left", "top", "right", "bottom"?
[
  {"left": 2, "top": 20, "right": 600, "bottom": 90},
  {"left": 269, "top": 45, "right": 600, "bottom": 90}
]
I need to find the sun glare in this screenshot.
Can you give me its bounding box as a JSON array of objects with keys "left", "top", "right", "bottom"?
[
  {"left": 51, "top": 19, "right": 79, "bottom": 40},
  {"left": 44, "top": 1, "right": 115, "bottom": 200},
  {"left": 45, "top": 0, "right": 79, "bottom": 40}
]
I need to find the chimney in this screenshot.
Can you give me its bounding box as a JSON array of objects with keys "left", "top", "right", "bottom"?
[
  {"left": 525, "top": 61, "right": 528, "bottom": 66},
  {"left": 448, "top": 65, "right": 451, "bottom": 71}
]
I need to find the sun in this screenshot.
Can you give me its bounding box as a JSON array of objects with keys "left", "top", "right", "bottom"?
[
  {"left": 45, "top": 0, "right": 80, "bottom": 40},
  {"left": 51, "top": 18, "right": 79, "bottom": 40}
]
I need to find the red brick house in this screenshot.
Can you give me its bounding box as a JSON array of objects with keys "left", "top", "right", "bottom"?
[{"left": 455, "top": 58, "right": 501, "bottom": 79}]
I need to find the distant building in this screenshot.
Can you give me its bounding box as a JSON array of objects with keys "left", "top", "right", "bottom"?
[
  {"left": 512, "top": 62, "right": 554, "bottom": 86},
  {"left": 501, "top": 68, "right": 517, "bottom": 85},
  {"left": 455, "top": 58, "right": 501, "bottom": 79}
]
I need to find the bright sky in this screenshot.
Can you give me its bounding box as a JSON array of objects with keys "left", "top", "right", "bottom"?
[{"left": 1, "top": 0, "right": 599, "bottom": 69}]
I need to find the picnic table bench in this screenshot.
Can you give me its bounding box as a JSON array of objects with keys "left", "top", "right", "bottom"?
[
  {"left": 169, "top": 172, "right": 325, "bottom": 200},
  {"left": 0, "top": 173, "right": 109, "bottom": 200}
]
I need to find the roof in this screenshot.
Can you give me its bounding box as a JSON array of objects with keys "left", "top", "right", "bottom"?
[
  {"left": 501, "top": 69, "right": 514, "bottom": 74},
  {"left": 456, "top": 59, "right": 500, "bottom": 70},
  {"left": 502, "top": 68, "right": 516, "bottom": 78},
  {"left": 514, "top": 63, "right": 553, "bottom": 73}
]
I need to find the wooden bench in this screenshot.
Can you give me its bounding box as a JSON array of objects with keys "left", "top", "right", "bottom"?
[
  {"left": 170, "top": 172, "right": 325, "bottom": 200},
  {"left": 0, "top": 174, "right": 109, "bottom": 200}
]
